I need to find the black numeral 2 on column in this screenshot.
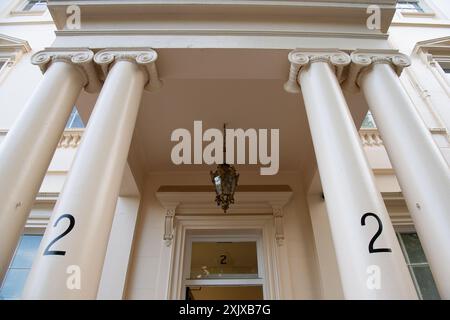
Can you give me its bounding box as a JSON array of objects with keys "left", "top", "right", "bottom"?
[
  {"left": 43, "top": 214, "right": 75, "bottom": 256},
  {"left": 361, "top": 212, "right": 392, "bottom": 254}
]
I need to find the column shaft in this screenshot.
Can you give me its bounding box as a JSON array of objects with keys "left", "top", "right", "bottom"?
[
  {"left": 360, "top": 62, "right": 450, "bottom": 298},
  {"left": 22, "top": 60, "right": 146, "bottom": 299},
  {"left": 0, "top": 61, "right": 84, "bottom": 282},
  {"left": 300, "top": 61, "right": 417, "bottom": 299}
]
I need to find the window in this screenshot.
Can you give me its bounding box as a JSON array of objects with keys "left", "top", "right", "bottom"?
[
  {"left": 20, "top": 0, "right": 47, "bottom": 12},
  {"left": 361, "top": 111, "right": 376, "bottom": 129},
  {"left": 396, "top": 1, "right": 424, "bottom": 13},
  {"left": 190, "top": 241, "right": 259, "bottom": 279},
  {"left": 440, "top": 64, "right": 450, "bottom": 81},
  {"left": 0, "top": 235, "right": 43, "bottom": 300},
  {"left": 65, "top": 107, "right": 84, "bottom": 129},
  {"left": 397, "top": 232, "right": 440, "bottom": 300}
]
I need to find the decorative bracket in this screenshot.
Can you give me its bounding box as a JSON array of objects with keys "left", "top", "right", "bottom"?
[
  {"left": 31, "top": 48, "right": 101, "bottom": 93},
  {"left": 343, "top": 49, "right": 411, "bottom": 92},
  {"left": 163, "top": 205, "right": 178, "bottom": 246},
  {"left": 94, "top": 48, "right": 163, "bottom": 92},
  {"left": 271, "top": 205, "right": 285, "bottom": 246},
  {"left": 284, "top": 48, "right": 351, "bottom": 93}
]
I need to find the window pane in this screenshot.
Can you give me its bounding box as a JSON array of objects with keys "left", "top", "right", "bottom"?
[
  {"left": 412, "top": 265, "right": 440, "bottom": 300},
  {"left": 0, "top": 269, "right": 29, "bottom": 300},
  {"left": 400, "top": 232, "right": 427, "bottom": 263},
  {"left": 22, "top": 0, "right": 47, "bottom": 12},
  {"left": 0, "top": 235, "right": 42, "bottom": 300},
  {"left": 10, "top": 235, "right": 42, "bottom": 269},
  {"left": 22, "top": 2, "right": 35, "bottom": 11},
  {"left": 70, "top": 113, "right": 84, "bottom": 128},
  {"left": 361, "top": 111, "right": 376, "bottom": 128},
  {"left": 65, "top": 107, "right": 84, "bottom": 129},
  {"left": 396, "top": 1, "right": 424, "bottom": 13},
  {"left": 190, "top": 242, "right": 258, "bottom": 279}
]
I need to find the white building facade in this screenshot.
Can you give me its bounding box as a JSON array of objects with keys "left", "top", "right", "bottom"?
[{"left": 0, "top": 0, "right": 449, "bottom": 300}]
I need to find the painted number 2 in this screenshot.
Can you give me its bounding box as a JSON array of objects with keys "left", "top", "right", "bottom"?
[
  {"left": 43, "top": 214, "right": 75, "bottom": 256},
  {"left": 360, "top": 212, "right": 392, "bottom": 254}
]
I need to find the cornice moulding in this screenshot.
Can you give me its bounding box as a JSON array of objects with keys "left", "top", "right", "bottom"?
[
  {"left": 156, "top": 184, "right": 293, "bottom": 245},
  {"left": 413, "top": 36, "right": 450, "bottom": 54},
  {"left": 156, "top": 185, "right": 293, "bottom": 215},
  {"left": 0, "top": 34, "right": 31, "bottom": 58},
  {"left": 391, "top": 21, "right": 450, "bottom": 28},
  {"left": 0, "top": 20, "right": 55, "bottom": 26}
]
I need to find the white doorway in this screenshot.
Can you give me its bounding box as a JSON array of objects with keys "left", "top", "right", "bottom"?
[{"left": 167, "top": 215, "right": 281, "bottom": 299}]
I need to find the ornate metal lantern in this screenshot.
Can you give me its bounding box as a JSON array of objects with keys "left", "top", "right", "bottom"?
[{"left": 210, "top": 124, "right": 239, "bottom": 213}]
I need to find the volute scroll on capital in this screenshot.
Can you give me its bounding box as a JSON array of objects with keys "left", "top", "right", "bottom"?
[
  {"left": 93, "top": 48, "right": 163, "bottom": 92},
  {"left": 31, "top": 48, "right": 101, "bottom": 93},
  {"left": 343, "top": 49, "right": 412, "bottom": 92},
  {"left": 284, "top": 49, "right": 351, "bottom": 94}
]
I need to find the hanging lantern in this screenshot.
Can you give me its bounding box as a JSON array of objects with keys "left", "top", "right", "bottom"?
[{"left": 210, "top": 124, "right": 239, "bottom": 213}]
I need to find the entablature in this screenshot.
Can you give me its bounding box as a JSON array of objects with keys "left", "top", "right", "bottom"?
[{"left": 48, "top": 0, "right": 396, "bottom": 43}]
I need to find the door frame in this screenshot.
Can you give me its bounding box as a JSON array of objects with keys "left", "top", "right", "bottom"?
[{"left": 167, "top": 215, "right": 281, "bottom": 299}]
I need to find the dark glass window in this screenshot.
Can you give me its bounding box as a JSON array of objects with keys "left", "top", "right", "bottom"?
[{"left": 397, "top": 232, "right": 440, "bottom": 299}]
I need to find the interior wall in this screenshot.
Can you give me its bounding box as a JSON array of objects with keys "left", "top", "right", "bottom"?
[{"left": 124, "top": 170, "right": 322, "bottom": 300}]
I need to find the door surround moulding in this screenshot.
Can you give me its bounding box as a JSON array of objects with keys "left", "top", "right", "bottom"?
[{"left": 155, "top": 185, "right": 293, "bottom": 247}]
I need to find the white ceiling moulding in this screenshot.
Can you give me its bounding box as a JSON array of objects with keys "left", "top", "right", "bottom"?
[{"left": 156, "top": 185, "right": 293, "bottom": 246}]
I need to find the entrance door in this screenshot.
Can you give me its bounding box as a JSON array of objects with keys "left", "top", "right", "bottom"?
[{"left": 183, "top": 233, "right": 265, "bottom": 300}]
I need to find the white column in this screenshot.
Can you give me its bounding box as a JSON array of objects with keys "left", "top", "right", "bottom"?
[
  {"left": 285, "top": 49, "right": 417, "bottom": 299},
  {"left": 0, "top": 49, "right": 98, "bottom": 282},
  {"left": 22, "top": 49, "right": 161, "bottom": 299},
  {"left": 350, "top": 50, "right": 450, "bottom": 299}
]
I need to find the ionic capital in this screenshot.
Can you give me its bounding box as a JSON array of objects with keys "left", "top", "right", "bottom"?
[
  {"left": 94, "top": 48, "right": 162, "bottom": 92},
  {"left": 31, "top": 48, "right": 101, "bottom": 93},
  {"left": 343, "top": 49, "right": 411, "bottom": 92},
  {"left": 284, "top": 49, "right": 351, "bottom": 93}
]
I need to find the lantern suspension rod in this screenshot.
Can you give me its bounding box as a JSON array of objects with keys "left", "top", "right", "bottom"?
[{"left": 223, "top": 123, "right": 226, "bottom": 164}]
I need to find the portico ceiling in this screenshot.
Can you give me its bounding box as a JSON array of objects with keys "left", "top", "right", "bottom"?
[
  {"left": 61, "top": 0, "right": 379, "bottom": 185},
  {"left": 76, "top": 47, "right": 370, "bottom": 184}
]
